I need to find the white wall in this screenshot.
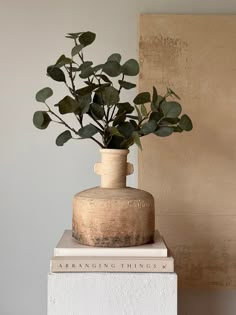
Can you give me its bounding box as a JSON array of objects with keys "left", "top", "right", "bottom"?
[{"left": 0, "top": 0, "right": 236, "bottom": 314}]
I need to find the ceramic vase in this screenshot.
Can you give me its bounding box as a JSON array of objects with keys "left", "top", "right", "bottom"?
[{"left": 72, "top": 149, "right": 155, "bottom": 247}]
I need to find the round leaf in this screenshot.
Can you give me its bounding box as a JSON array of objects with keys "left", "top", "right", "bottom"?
[
  {"left": 141, "top": 120, "right": 157, "bottom": 134},
  {"left": 117, "top": 102, "right": 134, "bottom": 114},
  {"left": 33, "top": 111, "right": 51, "bottom": 129},
  {"left": 47, "top": 66, "right": 66, "bottom": 82},
  {"left": 118, "top": 80, "right": 136, "bottom": 90},
  {"left": 78, "top": 61, "right": 93, "bottom": 71},
  {"left": 161, "top": 101, "right": 182, "bottom": 118},
  {"left": 55, "top": 55, "right": 73, "bottom": 67},
  {"left": 76, "top": 84, "right": 97, "bottom": 96},
  {"left": 154, "top": 126, "right": 173, "bottom": 137},
  {"left": 179, "top": 114, "right": 193, "bottom": 131},
  {"left": 107, "top": 53, "right": 122, "bottom": 63},
  {"left": 122, "top": 59, "right": 139, "bottom": 76},
  {"left": 56, "top": 96, "right": 79, "bottom": 114},
  {"left": 103, "top": 61, "right": 121, "bottom": 77},
  {"left": 149, "top": 112, "right": 163, "bottom": 122},
  {"left": 78, "top": 124, "right": 98, "bottom": 138},
  {"left": 79, "top": 66, "right": 94, "bottom": 79},
  {"left": 36, "top": 87, "right": 53, "bottom": 103},
  {"left": 117, "top": 122, "right": 135, "bottom": 138},
  {"left": 103, "top": 86, "right": 119, "bottom": 105},
  {"left": 133, "top": 92, "right": 151, "bottom": 105},
  {"left": 90, "top": 103, "right": 105, "bottom": 120},
  {"left": 71, "top": 44, "right": 84, "bottom": 57},
  {"left": 56, "top": 130, "right": 72, "bottom": 146},
  {"left": 79, "top": 31, "right": 96, "bottom": 46}
]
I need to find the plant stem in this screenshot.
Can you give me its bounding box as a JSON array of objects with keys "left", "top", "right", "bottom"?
[
  {"left": 118, "top": 74, "right": 124, "bottom": 94},
  {"left": 45, "top": 103, "right": 77, "bottom": 135}
]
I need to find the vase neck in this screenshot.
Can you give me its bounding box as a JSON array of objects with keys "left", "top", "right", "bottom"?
[{"left": 94, "top": 149, "right": 134, "bottom": 188}]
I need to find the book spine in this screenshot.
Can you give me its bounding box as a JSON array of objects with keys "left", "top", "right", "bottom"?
[{"left": 50, "top": 257, "right": 174, "bottom": 273}]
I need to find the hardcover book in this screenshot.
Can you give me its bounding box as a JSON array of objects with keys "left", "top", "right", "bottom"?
[
  {"left": 50, "top": 256, "right": 174, "bottom": 273},
  {"left": 54, "top": 230, "right": 168, "bottom": 257}
]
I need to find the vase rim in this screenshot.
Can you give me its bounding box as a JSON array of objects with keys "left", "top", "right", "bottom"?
[{"left": 99, "top": 148, "right": 129, "bottom": 155}]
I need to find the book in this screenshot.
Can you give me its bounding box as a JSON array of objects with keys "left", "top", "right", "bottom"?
[
  {"left": 54, "top": 230, "right": 168, "bottom": 257},
  {"left": 50, "top": 256, "right": 174, "bottom": 273}
]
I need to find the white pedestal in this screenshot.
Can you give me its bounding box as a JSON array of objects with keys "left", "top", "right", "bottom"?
[{"left": 48, "top": 272, "right": 177, "bottom": 315}]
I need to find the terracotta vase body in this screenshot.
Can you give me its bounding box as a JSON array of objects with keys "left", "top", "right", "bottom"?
[{"left": 72, "top": 149, "right": 155, "bottom": 247}]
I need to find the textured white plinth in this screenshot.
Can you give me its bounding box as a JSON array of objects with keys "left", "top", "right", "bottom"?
[{"left": 48, "top": 272, "right": 177, "bottom": 315}]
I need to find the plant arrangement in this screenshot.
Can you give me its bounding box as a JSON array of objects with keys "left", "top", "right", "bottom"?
[{"left": 33, "top": 31, "right": 193, "bottom": 149}]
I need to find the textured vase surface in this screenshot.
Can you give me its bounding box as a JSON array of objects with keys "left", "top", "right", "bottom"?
[{"left": 72, "top": 149, "right": 155, "bottom": 247}]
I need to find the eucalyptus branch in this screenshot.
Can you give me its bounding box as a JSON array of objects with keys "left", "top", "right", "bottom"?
[
  {"left": 108, "top": 105, "right": 117, "bottom": 123},
  {"left": 90, "top": 136, "right": 105, "bottom": 148},
  {"left": 45, "top": 103, "right": 78, "bottom": 135},
  {"left": 34, "top": 31, "right": 192, "bottom": 148},
  {"left": 88, "top": 112, "right": 104, "bottom": 130},
  {"left": 118, "top": 74, "right": 124, "bottom": 94}
]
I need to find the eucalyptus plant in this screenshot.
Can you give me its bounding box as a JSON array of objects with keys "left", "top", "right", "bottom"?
[{"left": 33, "top": 31, "right": 193, "bottom": 149}]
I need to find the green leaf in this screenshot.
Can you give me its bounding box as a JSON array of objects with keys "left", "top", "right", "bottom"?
[
  {"left": 56, "top": 96, "right": 79, "bottom": 114},
  {"left": 79, "top": 66, "right": 94, "bottom": 79},
  {"left": 151, "top": 95, "right": 164, "bottom": 112},
  {"left": 152, "top": 86, "right": 158, "bottom": 103},
  {"left": 103, "top": 86, "right": 119, "bottom": 105},
  {"left": 113, "top": 113, "right": 126, "bottom": 126},
  {"left": 118, "top": 80, "right": 136, "bottom": 90},
  {"left": 179, "top": 114, "right": 193, "bottom": 131},
  {"left": 122, "top": 59, "right": 139, "bottom": 76},
  {"left": 151, "top": 86, "right": 159, "bottom": 110},
  {"left": 90, "top": 103, "right": 105, "bottom": 120},
  {"left": 93, "top": 92, "right": 104, "bottom": 105},
  {"left": 130, "top": 119, "right": 138, "bottom": 128},
  {"left": 154, "top": 126, "right": 174, "bottom": 137},
  {"left": 107, "top": 53, "right": 122, "bottom": 63},
  {"left": 93, "top": 64, "right": 103, "bottom": 72},
  {"left": 71, "top": 44, "right": 84, "bottom": 57},
  {"left": 76, "top": 84, "right": 97, "bottom": 96},
  {"left": 149, "top": 112, "right": 163, "bottom": 123},
  {"left": 36, "top": 87, "right": 53, "bottom": 103},
  {"left": 103, "top": 61, "right": 121, "bottom": 77},
  {"left": 96, "top": 74, "right": 111, "bottom": 83},
  {"left": 141, "top": 104, "right": 148, "bottom": 117},
  {"left": 133, "top": 92, "right": 151, "bottom": 105},
  {"left": 78, "top": 124, "right": 98, "bottom": 138},
  {"left": 161, "top": 101, "right": 182, "bottom": 118},
  {"left": 117, "top": 122, "right": 135, "bottom": 138},
  {"left": 66, "top": 32, "right": 83, "bottom": 39},
  {"left": 107, "top": 135, "right": 125, "bottom": 149},
  {"left": 173, "top": 125, "right": 183, "bottom": 133},
  {"left": 79, "top": 31, "right": 96, "bottom": 46},
  {"left": 47, "top": 66, "right": 66, "bottom": 82},
  {"left": 141, "top": 120, "right": 156, "bottom": 134},
  {"left": 55, "top": 55, "right": 73, "bottom": 67},
  {"left": 117, "top": 102, "right": 134, "bottom": 114},
  {"left": 56, "top": 130, "right": 72, "bottom": 146},
  {"left": 108, "top": 126, "right": 123, "bottom": 137},
  {"left": 33, "top": 111, "right": 51, "bottom": 129},
  {"left": 77, "top": 93, "right": 92, "bottom": 114},
  {"left": 120, "top": 137, "right": 134, "bottom": 149},
  {"left": 134, "top": 105, "right": 142, "bottom": 122},
  {"left": 132, "top": 131, "right": 142, "bottom": 150},
  {"left": 162, "top": 117, "right": 180, "bottom": 124},
  {"left": 167, "top": 87, "right": 181, "bottom": 100},
  {"left": 95, "top": 83, "right": 111, "bottom": 92},
  {"left": 78, "top": 61, "right": 93, "bottom": 71}
]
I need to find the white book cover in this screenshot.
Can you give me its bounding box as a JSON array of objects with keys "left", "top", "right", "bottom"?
[{"left": 54, "top": 230, "right": 168, "bottom": 257}]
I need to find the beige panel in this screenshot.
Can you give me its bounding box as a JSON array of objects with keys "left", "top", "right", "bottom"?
[{"left": 139, "top": 15, "right": 236, "bottom": 288}]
